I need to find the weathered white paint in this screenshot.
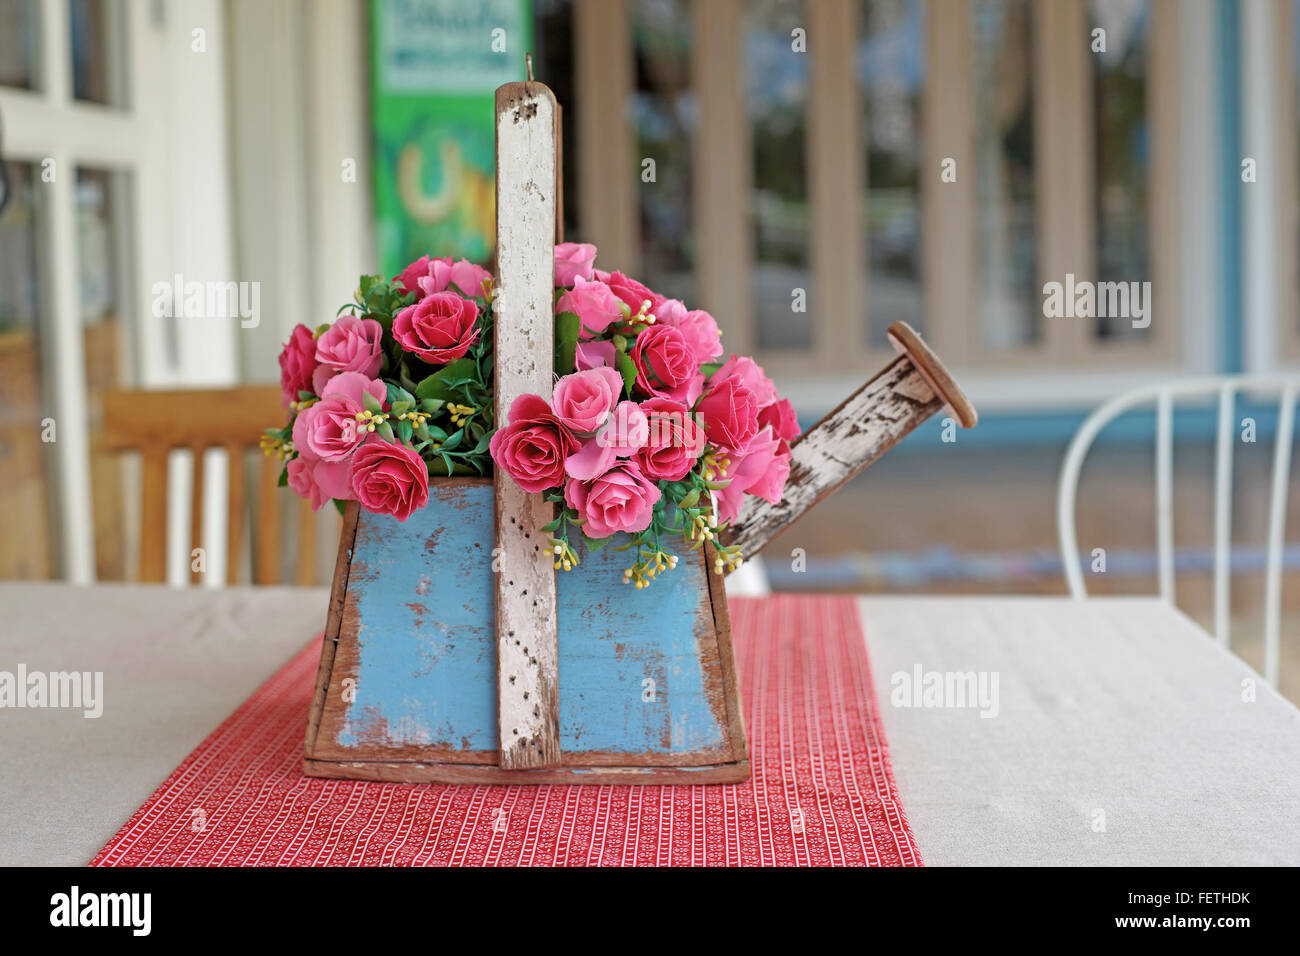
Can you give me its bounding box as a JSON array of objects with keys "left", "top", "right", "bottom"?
[
  {"left": 725, "top": 358, "right": 940, "bottom": 558},
  {"left": 493, "top": 84, "right": 562, "bottom": 769}
]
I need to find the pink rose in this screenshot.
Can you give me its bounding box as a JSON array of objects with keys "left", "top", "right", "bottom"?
[
  {"left": 394, "top": 255, "right": 434, "bottom": 298},
  {"left": 595, "top": 269, "right": 665, "bottom": 318},
  {"left": 637, "top": 397, "right": 705, "bottom": 481},
  {"left": 392, "top": 291, "right": 480, "bottom": 364},
  {"left": 712, "top": 354, "right": 778, "bottom": 408},
  {"left": 552, "top": 367, "right": 623, "bottom": 434},
  {"left": 630, "top": 324, "right": 704, "bottom": 405},
  {"left": 563, "top": 460, "right": 662, "bottom": 538},
  {"left": 320, "top": 370, "right": 387, "bottom": 409},
  {"left": 757, "top": 397, "right": 800, "bottom": 442},
  {"left": 292, "top": 397, "right": 363, "bottom": 463},
  {"left": 395, "top": 255, "right": 492, "bottom": 299},
  {"left": 658, "top": 302, "right": 723, "bottom": 364},
  {"left": 288, "top": 454, "right": 356, "bottom": 511},
  {"left": 568, "top": 401, "right": 649, "bottom": 481},
  {"left": 695, "top": 377, "right": 759, "bottom": 451},
  {"left": 556, "top": 275, "right": 623, "bottom": 336},
  {"left": 575, "top": 339, "right": 617, "bottom": 371},
  {"left": 314, "top": 315, "right": 383, "bottom": 392},
  {"left": 554, "top": 242, "right": 597, "bottom": 286},
  {"left": 715, "top": 427, "right": 790, "bottom": 523},
  {"left": 291, "top": 373, "right": 387, "bottom": 463},
  {"left": 278, "top": 324, "right": 318, "bottom": 408},
  {"left": 489, "top": 393, "right": 580, "bottom": 493},
  {"left": 350, "top": 441, "right": 429, "bottom": 522}
]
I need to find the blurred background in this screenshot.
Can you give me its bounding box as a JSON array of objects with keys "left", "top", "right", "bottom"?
[{"left": 3, "top": 0, "right": 1300, "bottom": 697}]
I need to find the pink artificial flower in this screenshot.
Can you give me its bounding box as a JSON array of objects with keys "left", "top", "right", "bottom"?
[
  {"left": 278, "top": 323, "right": 318, "bottom": 408},
  {"left": 575, "top": 339, "right": 617, "bottom": 371},
  {"left": 695, "top": 377, "right": 759, "bottom": 451},
  {"left": 392, "top": 291, "right": 480, "bottom": 364},
  {"left": 552, "top": 367, "right": 623, "bottom": 434},
  {"left": 313, "top": 315, "right": 383, "bottom": 394},
  {"left": 292, "top": 400, "right": 360, "bottom": 463},
  {"left": 555, "top": 275, "right": 624, "bottom": 336},
  {"left": 395, "top": 255, "right": 492, "bottom": 299},
  {"left": 595, "top": 269, "right": 666, "bottom": 317},
  {"left": 630, "top": 324, "right": 704, "bottom": 405},
  {"left": 489, "top": 393, "right": 580, "bottom": 492},
  {"left": 320, "top": 370, "right": 387, "bottom": 409},
  {"left": 757, "top": 397, "right": 800, "bottom": 443},
  {"left": 657, "top": 301, "right": 723, "bottom": 364},
  {"left": 563, "top": 459, "right": 662, "bottom": 539},
  {"left": 350, "top": 441, "right": 429, "bottom": 522},
  {"left": 568, "top": 401, "right": 649, "bottom": 481},
  {"left": 554, "top": 242, "right": 598, "bottom": 286},
  {"left": 637, "top": 396, "right": 706, "bottom": 481},
  {"left": 288, "top": 454, "right": 357, "bottom": 511},
  {"left": 712, "top": 354, "right": 778, "bottom": 409},
  {"left": 715, "top": 426, "right": 790, "bottom": 524}
]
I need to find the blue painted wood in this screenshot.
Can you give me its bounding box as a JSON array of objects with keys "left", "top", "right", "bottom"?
[{"left": 329, "top": 480, "right": 728, "bottom": 759}]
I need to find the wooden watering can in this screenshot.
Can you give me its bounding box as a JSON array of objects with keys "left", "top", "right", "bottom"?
[{"left": 303, "top": 75, "right": 976, "bottom": 785}]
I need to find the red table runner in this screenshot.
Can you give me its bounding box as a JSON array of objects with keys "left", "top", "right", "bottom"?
[{"left": 91, "top": 595, "right": 920, "bottom": 866}]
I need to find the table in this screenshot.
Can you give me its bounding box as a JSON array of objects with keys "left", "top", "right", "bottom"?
[{"left": 2, "top": 584, "right": 1298, "bottom": 866}]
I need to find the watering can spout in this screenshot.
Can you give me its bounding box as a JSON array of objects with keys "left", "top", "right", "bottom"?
[{"left": 722, "top": 321, "right": 976, "bottom": 560}]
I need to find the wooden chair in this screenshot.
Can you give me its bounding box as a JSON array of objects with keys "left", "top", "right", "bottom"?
[{"left": 100, "top": 385, "right": 328, "bottom": 586}]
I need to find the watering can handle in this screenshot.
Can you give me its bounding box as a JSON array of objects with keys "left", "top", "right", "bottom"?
[{"left": 491, "top": 78, "right": 564, "bottom": 770}]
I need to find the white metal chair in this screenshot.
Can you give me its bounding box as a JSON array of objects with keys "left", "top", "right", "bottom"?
[{"left": 1058, "top": 375, "right": 1300, "bottom": 686}]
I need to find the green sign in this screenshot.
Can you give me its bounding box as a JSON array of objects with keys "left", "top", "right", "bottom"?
[{"left": 369, "top": 0, "right": 532, "bottom": 276}]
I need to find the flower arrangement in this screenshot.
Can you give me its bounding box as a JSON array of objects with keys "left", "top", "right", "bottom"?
[{"left": 266, "top": 242, "right": 798, "bottom": 586}]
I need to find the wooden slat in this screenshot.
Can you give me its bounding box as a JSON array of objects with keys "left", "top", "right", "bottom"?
[
  {"left": 189, "top": 445, "right": 206, "bottom": 584},
  {"left": 225, "top": 443, "right": 246, "bottom": 586},
  {"left": 693, "top": 0, "right": 753, "bottom": 354},
  {"left": 100, "top": 385, "right": 282, "bottom": 451},
  {"left": 255, "top": 452, "right": 282, "bottom": 586},
  {"left": 296, "top": 496, "right": 318, "bottom": 586},
  {"left": 493, "top": 80, "right": 562, "bottom": 770},
  {"left": 139, "top": 449, "right": 168, "bottom": 583}
]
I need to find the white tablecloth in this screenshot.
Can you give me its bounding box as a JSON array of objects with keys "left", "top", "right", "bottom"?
[{"left": 2, "top": 584, "right": 1298, "bottom": 865}]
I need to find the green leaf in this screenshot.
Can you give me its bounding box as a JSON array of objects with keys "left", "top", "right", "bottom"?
[
  {"left": 586, "top": 535, "right": 612, "bottom": 552},
  {"left": 362, "top": 389, "right": 383, "bottom": 415},
  {"left": 333, "top": 499, "right": 347, "bottom": 516},
  {"left": 277, "top": 465, "right": 289, "bottom": 488},
  {"left": 415, "top": 358, "right": 478, "bottom": 403},
  {"left": 440, "top": 428, "right": 464, "bottom": 451},
  {"left": 390, "top": 399, "right": 413, "bottom": 416},
  {"left": 376, "top": 420, "right": 395, "bottom": 442},
  {"left": 679, "top": 487, "right": 701, "bottom": 509},
  {"left": 397, "top": 419, "right": 413, "bottom": 442},
  {"left": 420, "top": 398, "right": 445, "bottom": 414},
  {"left": 615, "top": 349, "right": 637, "bottom": 395},
  {"left": 555, "top": 311, "right": 581, "bottom": 376}
]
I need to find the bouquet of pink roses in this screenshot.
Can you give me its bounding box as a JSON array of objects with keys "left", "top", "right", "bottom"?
[{"left": 266, "top": 242, "right": 798, "bottom": 587}]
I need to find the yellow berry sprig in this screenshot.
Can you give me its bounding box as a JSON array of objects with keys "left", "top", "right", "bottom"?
[
  {"left": 622, "top": 547, "right": 678, "bottom": 589},
  {"left": 354, "top": 409, "right": 390, "bottom": 433},
  {"left": 550, "top": 537, "right": 579, "bottom": 572},
  {"left": 712, "top": 543, "right": 744, "bottom": 576},
  {"left": 447, "top": 403, "right": 478, "bottom": 428},
  {"left": 260, "top": 432, "right": 294, "bottom": 461}
]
